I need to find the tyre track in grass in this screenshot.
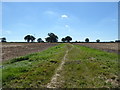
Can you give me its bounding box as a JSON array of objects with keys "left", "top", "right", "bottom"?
[{"left": 47, "top": 44, "right": 73, "bottom": 88}]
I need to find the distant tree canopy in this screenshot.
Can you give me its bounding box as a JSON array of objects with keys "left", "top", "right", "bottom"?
[
  {"left": 45, "top": 33, "right": 58, "bottom": 43},
  {"left": 115, "top": 40, "right": 120, "bottom": 42},
  {"left": 24, "top": 35, "right": 36, "bottom": 42},
  {"left": 0, "top": 37, "right": 6, "bottom": 42},
  {"left": 22, "top": 34, "right": 118, "bottom": 43},
  {"left": 85, "top": 38, "right": 89, "bottom": 42},
  {"left": 110, "top": 41, "right": 114, "bottom": 43},
  {"left": 61, "top": 36, "right": 72, "bottom": 42},
  {"left": 65, "top": 36, "right": 72, "bottom": 42},
  {"left": 96, "top": 39, "right": 100, "bottom": 43},
  {"left": 31, "top": 36, "right": 36, "bottom": 42},
  {"left": 37, "top": 38, "right": 44, "bottom": 43},
  {"left": 61, "top": 38, "right": 66, "bottom": 42}
]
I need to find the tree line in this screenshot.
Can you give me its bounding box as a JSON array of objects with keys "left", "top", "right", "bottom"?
[
  {"left": 24, "top": 33, "right": 73, "bottom": 43},
  {"left": 1, "top": 33, "right": 120, "bottom": 43},
  {"left": 23, "top": 33, "right": 120, "bottom": 43}
]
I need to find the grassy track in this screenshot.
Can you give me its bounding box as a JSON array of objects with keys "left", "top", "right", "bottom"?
[
  {"left": 58, "top": 44, "right": 119, "bottom": 88},
  {"left": 2, "top": 44, "right": 66, "bottom": 88},
  {"left": 2, "top": 44, "right": 119, "bottom": 88}
]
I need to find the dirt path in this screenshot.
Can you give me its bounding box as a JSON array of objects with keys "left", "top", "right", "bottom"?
[{"left": 47, "top": 44, "right": 73, "bottom": 88}]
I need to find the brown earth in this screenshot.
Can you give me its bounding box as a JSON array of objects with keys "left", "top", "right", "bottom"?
[
  {"left": 1, "top": 43, "right": 58, "bottom": 62},
  {"left": 73, "top": 43, "right": 119, "bottom": 54},
  {"left": 1, "top": 42, "right": 119, "bottom": 62}
]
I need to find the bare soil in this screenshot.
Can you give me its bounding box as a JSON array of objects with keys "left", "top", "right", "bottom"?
[
  {"left": 73, "top": 43, "right": 119, "bottom": 54},
  {"left": 1, "top": 42, "right": 119, "bottom": 62},
  {"left": 1, "top": 43, "right": 58, "bottom": 62}
]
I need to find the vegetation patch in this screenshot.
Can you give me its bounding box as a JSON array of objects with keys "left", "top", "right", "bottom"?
[
  {"left": 2, "top": 44, "right": 119, "bottom": 88},
  {"left": 58, "top": 44, "right": 119, "bottom": 88},
  {"left": 2, "top": 44, "right": 66, "bottom": 88}
]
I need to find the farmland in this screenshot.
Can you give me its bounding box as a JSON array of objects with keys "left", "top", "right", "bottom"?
[
  {"left": 1, "top": 42, "right": 119, "bottom": 62},
  {"left": 1, "top": 43, "right": 119, "bottom": 88},
  {"left": 1, "top": 43, "right": 58, "bottom": 62},
  {"left": 73, "top": 43, "right": 119, "bottom": 54}
]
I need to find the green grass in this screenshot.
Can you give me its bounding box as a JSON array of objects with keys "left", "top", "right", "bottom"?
[
  {"left": 2, "top": 43, "right": 119, "bottom": 88},
  {"left": 2, "top": 44, "right": 66, "bottom": 88},
  {"left": 58, "top": 44, "right": 119, "bottom": 88}
]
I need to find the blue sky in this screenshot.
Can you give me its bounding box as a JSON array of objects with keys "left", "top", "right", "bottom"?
[{"left": 2, "top": 2, "right": 118, "bottom": 42}]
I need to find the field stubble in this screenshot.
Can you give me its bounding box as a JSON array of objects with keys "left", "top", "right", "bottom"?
[
  {"left": 1, "top": 43, "right": 58, "bottom": 62},
  {"left": 73, "top": 43, "right": 119, "bottom": 54}
]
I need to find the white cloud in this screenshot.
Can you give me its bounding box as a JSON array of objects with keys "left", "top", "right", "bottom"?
[
  {"left": 61, "top": 14, "right": 68, "bottom": 18},
  {"left": 44, "top": 10, "right": 56, "bottom": 15},
  {"left": 65, "top": 24, "right": 71, "bottom": 31},
  {"left": 65, "top": 25, "right": 69, "bottom": 28}
]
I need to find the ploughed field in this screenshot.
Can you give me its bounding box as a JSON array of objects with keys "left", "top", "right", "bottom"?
[
  {"left": 1, "top": 43, "right": 119, "bottom": 88},
  {"left": 1, "top": 43, "right": 58, "bottom": 62},
  {"left": 73, "top": 43, "right": 119, "bottom": 54},
  {"left": 1, "top": 43, "right": 119, "bottom": 62}
]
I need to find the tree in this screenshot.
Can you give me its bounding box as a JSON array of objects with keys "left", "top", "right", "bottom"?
[
  {"left": 85, "top": 38, "right": 89, "bottom": 42},
  {"left": 24, "top": 35, "right": 31, "bottom": 42},
  {"left": 45, "top": 37, "right": 51, "bottom": 42},
  {"left": 115, "top": 40, "right": 120, "bottom": 42},
  {"left": 65, "top": 36, "right": 72, "bottom": 42},
  {"left": 1, "top": 37, "right": 6, "bottom": 42},
  {"left": 96, "top": 39, "right": 100, "bottom": 43},
  {"left": 37, "top": 38, "right": 44, "bottom": 43},
  {"left": 45, "top": 33, "right": 58, "bottom": 43},
  {"left": 31, "top": 36, "right": 36, "bottom": 42},
  {"left": 110, "top": 41, "right": 114, "bottom": 43},
  {"left": 61, "top": 38, "right": 66, "bottom": 42},
  {"left": 24, "top": 35, "right": 35, "bottom": 42},
  {"left": 75, "top": 41, "right": 78, "bottom": 43}
]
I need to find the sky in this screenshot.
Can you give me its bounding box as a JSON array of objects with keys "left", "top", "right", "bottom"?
[{"left": 2, "top": 2, "right": 118, "bottom": 42}]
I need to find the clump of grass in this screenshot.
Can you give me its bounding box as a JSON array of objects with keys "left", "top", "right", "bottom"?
[{"left": 2, "top": 44, "right": 66, "bottom": 88}]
